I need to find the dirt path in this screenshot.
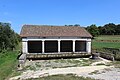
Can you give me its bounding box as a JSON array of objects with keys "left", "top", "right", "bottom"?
[
  {"left": 10, "top": 58, "right": 119, "bottom": 80},
  {"left": 9, "top": 65, "right": 109, "bottom": 80},
  {"left": 91, "top": 57, "right": 111, "bottom": 66}
]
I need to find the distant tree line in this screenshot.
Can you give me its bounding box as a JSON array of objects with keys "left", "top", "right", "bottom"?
[
  {"left": 0, "top": 22, "right": 21, "bottom": 52},
  {"left": 65, "top": 23, "right": 120, "bottom": 37},
  {"left": 65, "top": 24, "right": 80, "bottom": 26},
  {"left": 86, "top": 23, "right": 120, "bottom": 37}
]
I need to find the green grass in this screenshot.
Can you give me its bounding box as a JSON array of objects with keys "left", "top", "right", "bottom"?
[
  {"left": 92, "top": 35, "right": 120, "bottom": 49},
  {"left": 112, "top": 61, "right": 120, "bottom": 68},
  {"left": 92, "top": 41, "right": 120, "bottom": 49},
  {"left": 94, "top": 35, "right": 120, "bottom": 40},
  {"left": 0, "top": 51, "right": 18, "bottom": 80},
  {"left": 27, "top": 74, "right": 95, "bottom": 80}
]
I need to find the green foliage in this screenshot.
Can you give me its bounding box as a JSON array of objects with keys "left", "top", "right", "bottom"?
[
  {"left": 116, "top": 24, "right": 120, "bottom": 35},
  {"left": 86, "top": 24, "right": 99, "bottom": 37},
  {"left": 64, "top": 24, "right": 80, "bottom": 27},
  {"left": 0, "top": 51, "right": 18, "bottom": 80},
  {"left": 27, "top": 74, "right": 95, "bottom": 80},
  {"left": 101, "top": 23, "right": 116, "bottom": 35},
  {"left": 74, "top": 24, "right": 80, "bottom": 26},
  {"left": 86, "top": 23, "right": 120, "bottom": 37},
  {"left": 0, "top": 22, "right": 20, "bottom": 51}
]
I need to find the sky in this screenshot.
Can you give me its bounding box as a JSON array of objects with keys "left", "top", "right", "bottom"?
[{"left": 0, "top": 0, "right": 120, "bottom": 33}]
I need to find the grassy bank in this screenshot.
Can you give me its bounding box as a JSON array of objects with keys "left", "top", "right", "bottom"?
[
  {"left": 27, "top": 74, "right": 95, "bottom": 80},
  {"left": 0, "top": 51, "right": 18, "bottom": 80},
  {"left": 92, "top": 35, "right": 120, "bottom": 50}
]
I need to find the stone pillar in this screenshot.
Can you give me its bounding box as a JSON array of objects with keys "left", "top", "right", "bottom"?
[
  {"left": 73, "top": 40, "right": 75, "bottom": 52},
  {"left": 42, "top": 40, "right": 45, "bottom": 53},
  {"left": 22, "top": 41, "right": 28, "bottom": 53},
  {"left": 86, "top": 39, "right": 91, "bottom": 53},
  {"left": 58, "top": 40, "right": 61, "bottom": 53}
]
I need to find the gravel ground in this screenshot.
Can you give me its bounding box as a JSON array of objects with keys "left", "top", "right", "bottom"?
[
  {"left": 85, "top": 68, "right": 120, "bottom": 80},
  {"left": 9, "top": 65, "right": 109, "bottom": 80},
  {"left": 9, "top": 58, "right": 120, "bottom": 80}
]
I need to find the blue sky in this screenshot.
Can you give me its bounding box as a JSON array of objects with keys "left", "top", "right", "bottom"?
[{"left": 0, "top": 0, "right": 120, "bottom": 33}]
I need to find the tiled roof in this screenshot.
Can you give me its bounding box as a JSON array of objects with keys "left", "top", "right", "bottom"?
[{"left": 20, "top": 25, "right": 92, "bottom": 38}]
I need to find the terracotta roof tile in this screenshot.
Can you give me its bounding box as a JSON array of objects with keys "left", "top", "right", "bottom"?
[{"left": 20, "top": 25, "right": 92, "bottom": 38}]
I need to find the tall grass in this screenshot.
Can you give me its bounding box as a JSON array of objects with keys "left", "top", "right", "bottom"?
[{"left": 0, "top": 51, "right": 18, "bottom": 80}]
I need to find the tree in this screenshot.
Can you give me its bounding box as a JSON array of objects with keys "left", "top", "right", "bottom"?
[
  {"left": 86, "top": 23, "right": 119, "bottom": 35},
  {"left": 0, "top": 22, "right": 20, "bottom": 52},
  {"left": 0, "top": 25, "right": 3, "bottom": 51},
  {"left": 103, "top": 23, "right": 116, "bottom": 35},
  {"left": 86, "top": 24, "right": 100, "bottom": 37},
  {"left": 74, "top": 24, "right": 80, "bottom": 26},
  {"left": 116, "top": 24, "right": 120, "bottom": 35}
]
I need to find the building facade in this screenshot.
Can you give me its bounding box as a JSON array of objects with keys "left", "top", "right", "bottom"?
[{"left": 20, "top": 25, "right": 92, "bottom": 54}]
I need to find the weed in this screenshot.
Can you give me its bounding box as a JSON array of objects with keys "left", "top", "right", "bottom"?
[
  {"left": 27, "top": 74, "right": 95, "bottom": 80},
  {"left": 96, "top": 63, "right": 105, "bottom": 65},
  {"left": 89, "top": 70, "right": 100, "bottom": 75}
]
